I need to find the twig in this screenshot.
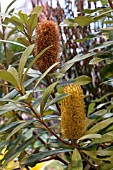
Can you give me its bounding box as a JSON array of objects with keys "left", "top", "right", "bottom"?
[
  {"left": 34, "top": 132, "right": 68, "bottom": 165},
  {"left": 28, "top": 103, "right": 71, "bottom": 146},
  {"left": 15, "top": 113, "right": 69, "bottom": 166},
  {"left": 108, "top": 0, "right": 113, "bottom": 9},
  {"left": 80, "top": 151, "right": 98, "bottom": 170}
]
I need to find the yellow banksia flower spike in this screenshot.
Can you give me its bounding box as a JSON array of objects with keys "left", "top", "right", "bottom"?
[
  {"left": 34, "top": 20, "right": 60, "bottom": 73},
  {"left": 61, "top": 84, "right": 86, "bottom": 141}
]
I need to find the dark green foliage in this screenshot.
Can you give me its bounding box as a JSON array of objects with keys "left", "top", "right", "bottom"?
[{"left": 0, "top": 0, "right": 113, "bottom": 170}]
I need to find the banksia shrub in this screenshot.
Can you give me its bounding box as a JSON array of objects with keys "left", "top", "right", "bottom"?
[
  {"left": 61, "top": 84, "right": 86, "bottom": 141},
  {"left": 34, "top": 20, "right": 60, "bottom": 73}
]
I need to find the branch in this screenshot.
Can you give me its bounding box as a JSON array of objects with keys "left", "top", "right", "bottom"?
[
  {"left": 108, "top": 0, "right": 113, "bottom": 9},
  {"left": 16, "top": 113, "right": 69, "bottom": 166},
  {"left": 80, "top": 151, "right": 99, "bottom": 170},
  {"left": 28, "top": 103, "right": 71, "bottom": 146}
]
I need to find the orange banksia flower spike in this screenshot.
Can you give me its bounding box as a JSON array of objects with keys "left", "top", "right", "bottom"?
[
  {"left": 34, "top": 20, "right": 60, "bottom": 73},
  {"left": 61, "top": 84, "right": 86, "bottom": 141}
]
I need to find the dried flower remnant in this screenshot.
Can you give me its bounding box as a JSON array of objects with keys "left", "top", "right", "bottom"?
[
  {"left": 34, "top": 20, "right": 60, "bottom": 73},
  {"left": 61, "top": 84, "right": 86, "bottom": 141}
]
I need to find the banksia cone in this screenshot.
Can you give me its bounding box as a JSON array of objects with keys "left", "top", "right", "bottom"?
[
  {"left": 34, "top": 20, "right": 60, "bottom": 73},
  {"left": 61, "top": 84, "right": 86, "bottom": 141}
]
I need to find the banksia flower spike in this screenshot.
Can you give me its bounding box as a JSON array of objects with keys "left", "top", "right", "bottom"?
[
  {"left": 61, "top": 84, "right": 86, "bottom": 141},
  {"left": 34, "top": 20, "right": 60, "bottom": 73}
]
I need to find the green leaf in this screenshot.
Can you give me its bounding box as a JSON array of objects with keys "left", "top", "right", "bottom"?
[
  {"left": 22, "top": 46, "right": 51, "bottom": 82},
  {"left": 5, "top": 0, "right": 16, "bottom": 13},
  {"left": 87, "top": 109, "right": 107, "bottom": 128},
  {"left": 89, "top": 57, "right": 105, "bottom": 65},
  {"left": 46, "top": 93, "right": 70, "bottom": 108},
  {"left": 92, "top": 93, "right": 113, "bottom": 103},
  {"left": 79, "top": 134, "right": 102, "bottom": 141},
  {"left": 3, "top": 136, "right": 38, "bottom": 166},
  {"left": 0, "top": 70, "right": 19, "bottom": 88},
  {"left": 27, "top": 14, "right": 38, "bottom": 36},
  {"left": 71, "top": 148, "right": 83, "bottom": 170},
  {"left": 0, "top": 39, "right": 26, "bottom": 48},
  {"left": 34, "top": 62, "right": 59, "bottom": 90},
  {"left": 86, "top": 117, "right": 113, "bottom": 134},
  {"left": 60, "top": 18, "right": 77, "bottom": 27},
  {"left": 10, "top": 16, "right": 24, "bottom": 32},
  {"left": 101, "top": 63, "right": 113, "bottom": 80},
  {"left": 89, "top": 41, "right": 113, "bottom": 52},
  {"left": 49, "top": 72, "right": 65, "bottom": 79},
  {"left": 3, "top": 77, "right": 36, "bottom": 100},
  {"left": 93, "top": 9, "right": 113, "bottom": 21},
  {"left": 74, "top": 75, "right": 92, "bottom": 85},
  {"left": 75, "top": 16, "right": 94, "bottom": 26},
  {"left": 0, "top": 103, "right": 17, "bottom": 116},
  {"left": 61, "top": 53, "right": 95, "bottom": 70},
  {"left": 40, "top": 81, "right": 58, "bottom": 115},
  {"left": 8, "top": 67, "right": 20, "bottom": 88},
  {"left": 60, "top": 63, "right": 74, "bottom": 74},
  {"left": 31, "top": 6, "right": 43, "bottom": 16},
  {"left": 20, "top": 149, "right": 72, "bottom": 167},
  {"left": 0, "top": 121, "right": 22, "bottom": 134},
  {"left": 18, "top": 11, "right": 28, "bottom": 25},
  {"left": 87, "top": 102, "right": 96, "bottom": 115},
  {"left": 18, "top": 44, "right": 34, "bottom": 81},
  {"left": 6, "top": 120, "right": 34, "bottom": 141},
  {"left": 99, "top": 162, "right": 113, "bottom": 170},
  {"left": 17, "top": 37, "right": 31, "bottom": 47}
]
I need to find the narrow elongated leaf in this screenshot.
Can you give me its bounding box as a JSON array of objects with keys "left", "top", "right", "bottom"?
[
  {"left": 60, "top": 18, "right": 77, "bottom": 27},
  {"left": 18, "top": 11, "right": 28, "bottom": 24},
  {"left": 3, "top": 136, "right": 38, "bottom": 166},
  {"left": 8, "top": 67, "right": 20, "bottom": 87},
  {"left": 5, "top": 0, "right": 16, "bottom": 12},
  {"left": 0, "top": 121, "right": 23, "bottom": 133},
  {"left": 101, "top": 63, "right": 113, "bottom": 79},
  {"left": 20, "top": 149, "right": 72, "bottom": 167},
  {"left": 60, "top": 63, "right": 74, "bottom": 74},
  {"left": 74, "top": 75, "right": 91, "bottom": 85},
  {"left": 99, "top": 162, "right": 113, "bottom": 170},
  {"left": 71, "top": 148, "right": 83, "bottom": 170},
  {"left": 86, "top": 117, "right": 113, "bottom": 134},
  {"left": 17, "top": 37, "right": 31, "bottom": 47},
  {"left": 79, "top": 134, "right": 102, "bottom": 141},
  {"left": 49, "top": 72, "right": 65, "bottom": 78},
  {"left": 46, "top": 93, "right": 70, "bottom": 108},
  {"left": 89, "top": 57, "right": 104, "bottom": 65},
  {"left": 6, "top": 120, "right": 34, "bottom": 141},
  {"left": 34, "top": 62, "right": 59, "bottom": 90},
  {"left": 93, "top": 9, "right": 113, "bottom": 20},
  {"left": 31, "top": 6, "right": 43, "bottom": 16},
  {"left": 89, "top": 41, "right": 113, "bottom": 52},
  {"left": 40, "top": 82, "right": 58, "bottom": 115},
  {"left": 0, "top": 70, "right": 19, "bottom": 88},
  {"left": 3, "top": 77, "right": 36, "bottom": 100},
  {"left": 10, "top": 16, "right": 24, "bottom": 32},
  {"left": 62, "top": 53, "right": 95, "bottom": 67},
  {"left": 0, "top": 103, "right": 17, "bottom": 116},
  {"left": 75, "top": 16, "right": 94, "bottom": 26},
  {"left": 18, "top": 44, "right": 34, "bottom": 80},
  {"left": 27, "top": 14, "right": 37, "bottom": 36},
  {"left": 0, "top": 40, "right": 26, "bottom": 48},
  {"left": 81, "top": 150, "right": 106, "bottom": 161},
  {"left": 92, "top": 93, "right": 113, "bottom": 103},
  {"left": 22, "top": 46, "right": 51, "bottom": 82},
  {"left": 87, "top": 109, "right": 107, "bottom": 128}
]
